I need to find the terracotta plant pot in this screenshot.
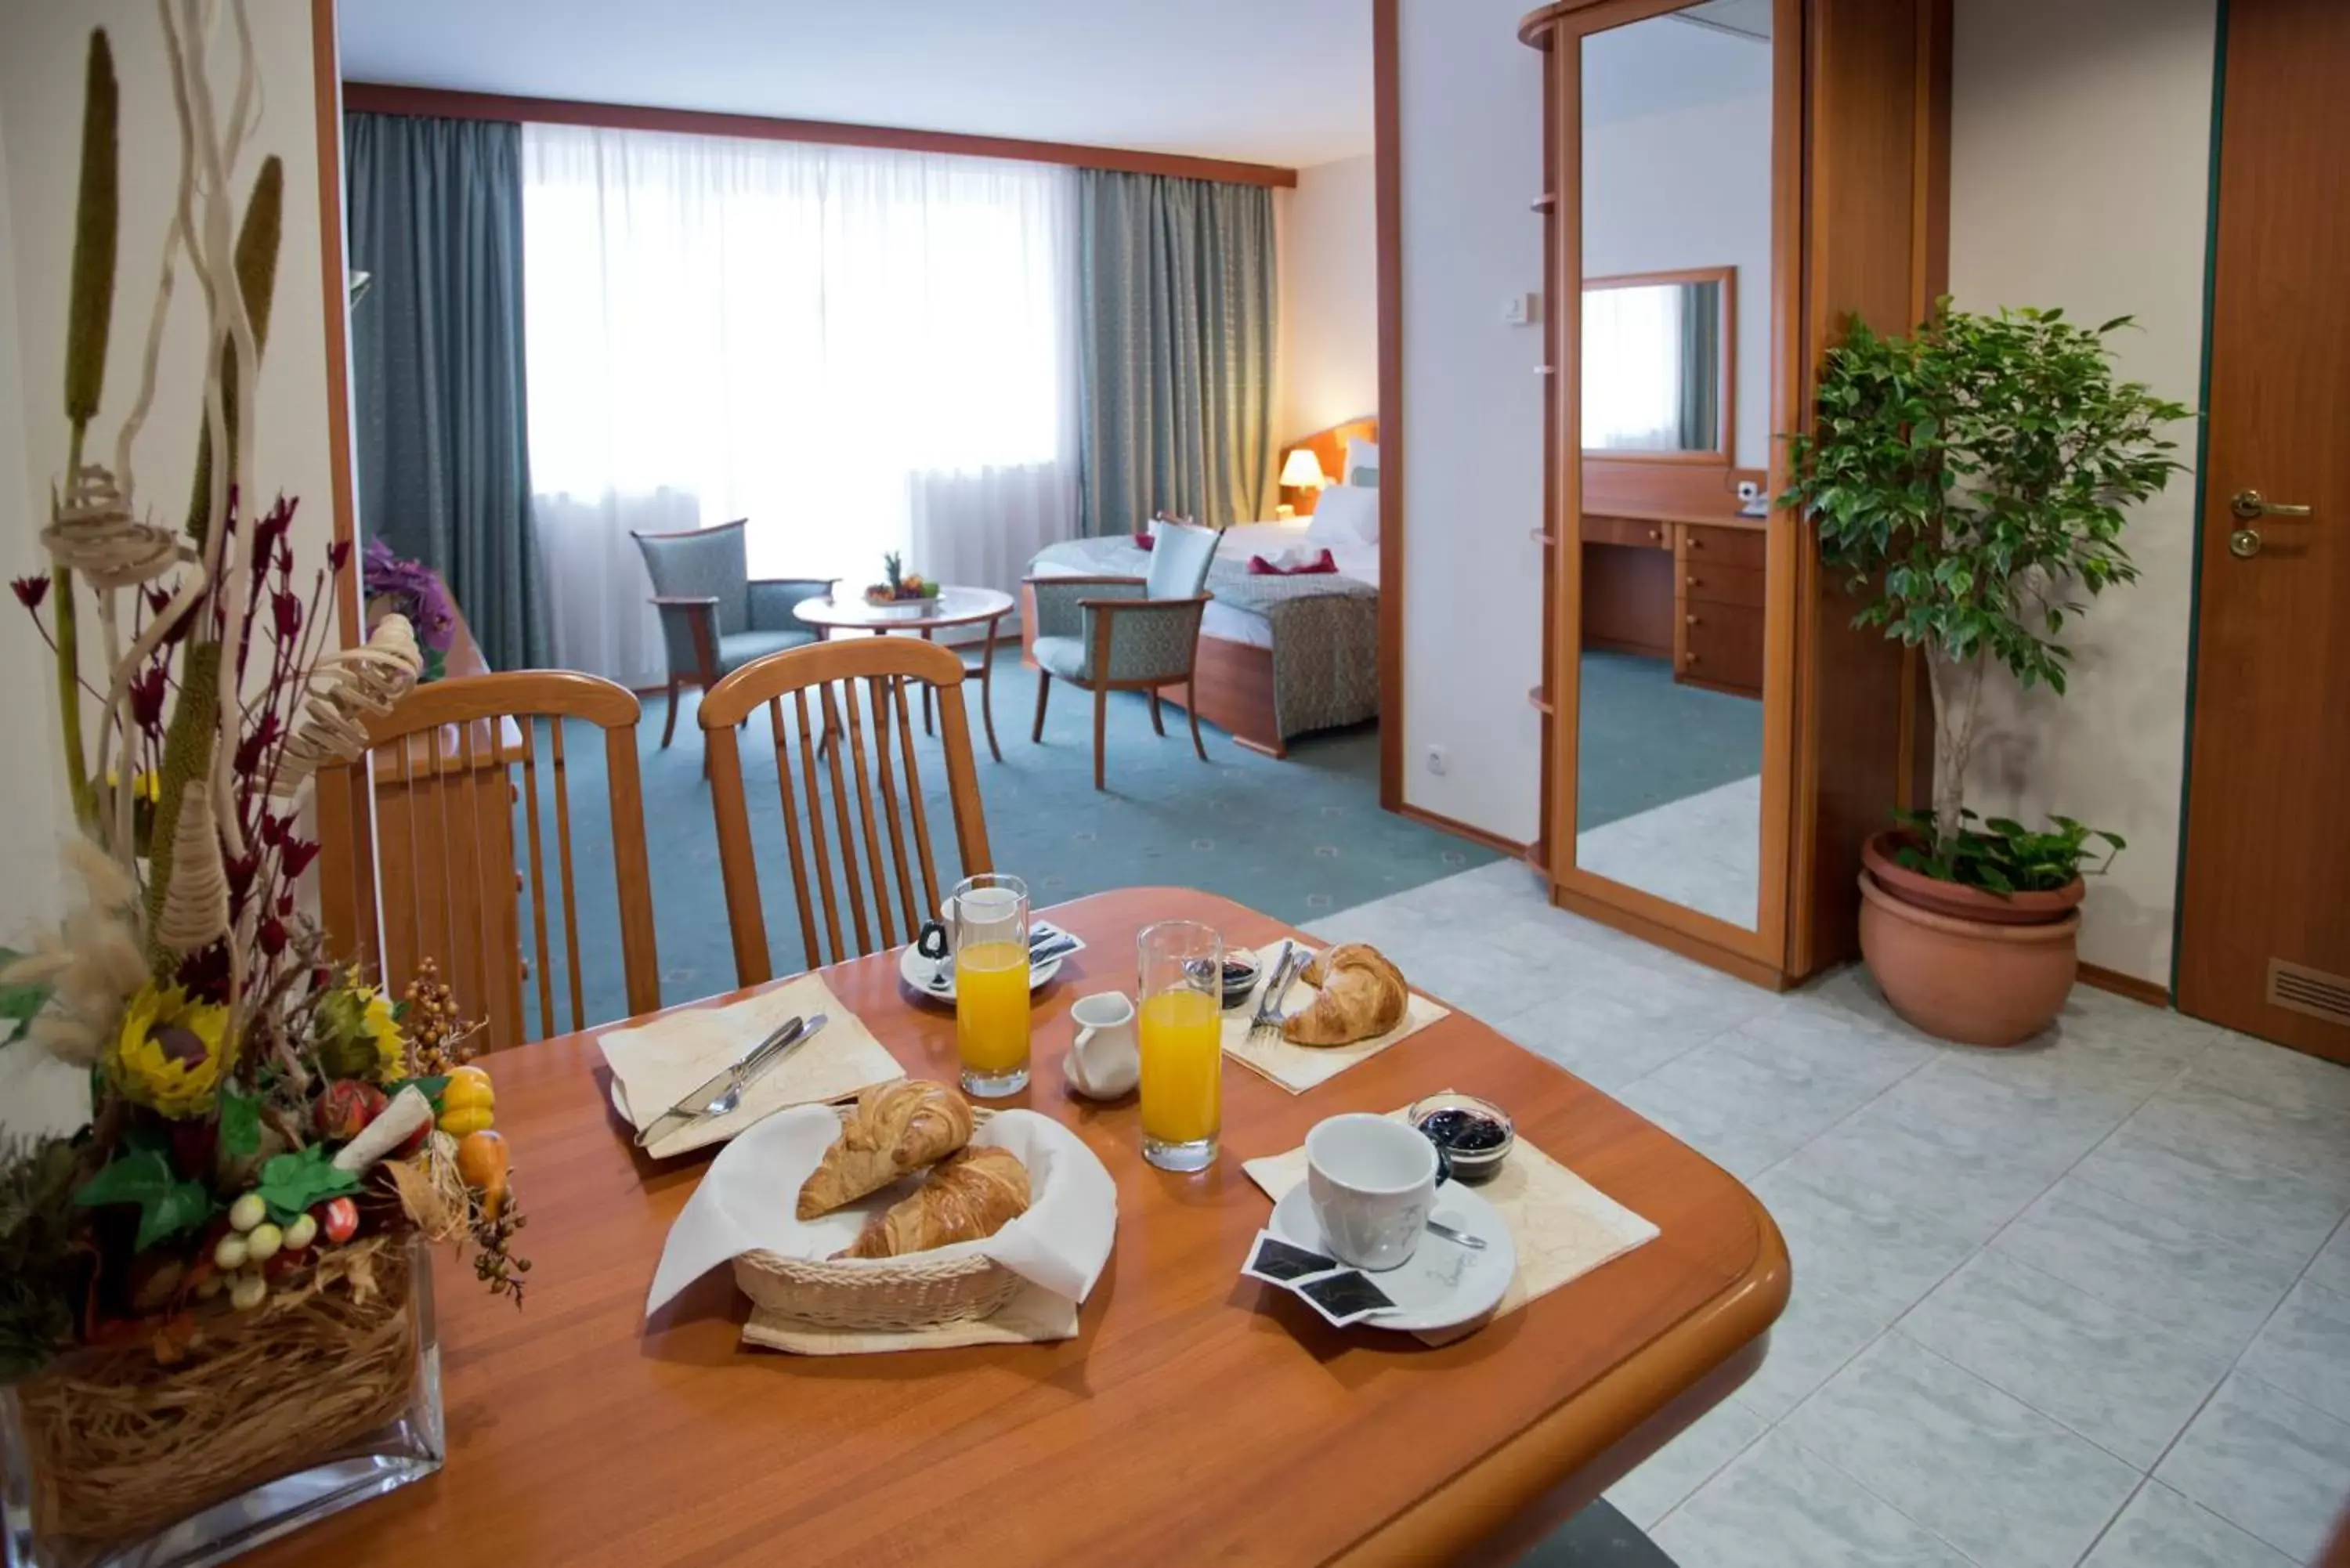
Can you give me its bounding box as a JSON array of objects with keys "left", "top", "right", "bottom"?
[
  {"left": 1861, "top": 830, "right": 2085, "bottom": 926},
  {"left": 1856, "top": 872, "right": 2081, "bottom": 1046}
]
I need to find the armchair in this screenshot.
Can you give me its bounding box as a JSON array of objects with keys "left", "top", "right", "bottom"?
[
  {"left": 630, "top": 518, "right": 834, "bottom": 749},
  {"left": 1024, "top": 519, "right": 1224, "bottom": 791}
]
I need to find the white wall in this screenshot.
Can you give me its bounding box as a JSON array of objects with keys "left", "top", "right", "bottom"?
[
  {"left": 1277, "top": 153, "right": 1378, "bottom": 443},
  {"left": 1396, "top": 0, "right": 1547, "bottom": 842},
  {"left": 1949, "top": 0, "right": 2216, "bottom": 986},
  {"left": 1582, "top": 21, "right": 1772, "bottom": 471},
  {"left": 1, "top": 2, "right": 347, "bottom": 1129}
]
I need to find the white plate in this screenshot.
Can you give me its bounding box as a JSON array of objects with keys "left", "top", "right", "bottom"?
[
  {"left": 898, "top": 937, "right": 1067, "bottom": 1004},
  {"left": 1267, "top": 1181, "right": 1517, "bottom": 1332}
]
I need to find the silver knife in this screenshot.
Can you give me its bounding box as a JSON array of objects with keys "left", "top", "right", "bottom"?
[{"left": 632, "top": 1013, "right": 821, "bottom": 1147}]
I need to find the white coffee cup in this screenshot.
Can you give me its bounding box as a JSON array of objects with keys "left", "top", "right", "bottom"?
[
  {"left": 1305, "top": 1113, "right": 1441, "bottom": 1272},
  {"left": 1061, "top": 991, "right": 1140, "bottom": 1100}
]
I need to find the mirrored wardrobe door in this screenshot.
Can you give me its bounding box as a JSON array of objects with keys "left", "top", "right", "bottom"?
[{"left": 1567, "top": 0, "right": 1777, "bottom": 933}]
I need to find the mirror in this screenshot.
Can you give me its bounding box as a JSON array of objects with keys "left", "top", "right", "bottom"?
[
  {"left": 1571, "top": 0, "right": 1773, "bottom": 930},
  {"left": 1582, "top": 272, "right": 1730, "bottom": 457}
]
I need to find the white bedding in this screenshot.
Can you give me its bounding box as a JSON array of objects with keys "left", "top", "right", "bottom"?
[{"left": 1028, "top": 519, "right": 1379, "bottom": 650}]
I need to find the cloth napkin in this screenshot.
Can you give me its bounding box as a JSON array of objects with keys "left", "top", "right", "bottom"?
[
  {"left": 1247, "top": 547, "right": 1338, "bottom": 576},
  {"left": 598, "top": 972, "right": 905, "bottom": 1159},
  {"left": 1221, "top": 941, "right": 1450, "bottom": 1093},
  {"left": 1242, "top": 1100, "right": 1659, "bottom": 1346},
  {"left": 645, "top": 1105, "right": 1118, "bottom": 1353}
]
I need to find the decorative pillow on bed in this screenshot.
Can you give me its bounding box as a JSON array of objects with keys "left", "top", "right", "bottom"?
[
  {"left": 1344, "top": 437, "right": 1381, "bottom": 488},
  {"left": 1307, "top": 483, "right": 1379, "bottom": 547},
  {"left": 1248, "top": 547, "right": 1338, "bottom": 576}
]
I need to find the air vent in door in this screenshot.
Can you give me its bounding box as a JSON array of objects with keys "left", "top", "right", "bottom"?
[{"left": 2267, "top": 959, "right": 2350, "bottom": 1028}]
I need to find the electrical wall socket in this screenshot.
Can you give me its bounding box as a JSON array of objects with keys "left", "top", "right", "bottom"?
[
  {"left": 1502, "top": 292, "right": 1538, "bottom": 326},
  {"left": 1425, "top": 744, "right": 1449, "bottom": 776}
]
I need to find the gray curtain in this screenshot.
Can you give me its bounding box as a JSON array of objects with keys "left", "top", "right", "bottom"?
[
  {"left": 1076, "top": 171, "right": 1276, "bottom": 536},
  {"left": 1679, "top": 280, "right": 1723, "bottom": 453},
  {"left": 345, "top": 111, "right": 544, "bottom": 669}
]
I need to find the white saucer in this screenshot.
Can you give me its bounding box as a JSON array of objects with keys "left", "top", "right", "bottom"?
[
  {"left": 898, "top": 941, "right": 1065, "bottom": 1004},
  {"left": 1267, "top": 1182, "right": 1517, "bottom": 1332}
]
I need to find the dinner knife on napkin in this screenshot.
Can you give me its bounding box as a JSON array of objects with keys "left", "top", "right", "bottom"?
[{"left": 632, "top": 1013, "right": 827, "bottom": 1148}]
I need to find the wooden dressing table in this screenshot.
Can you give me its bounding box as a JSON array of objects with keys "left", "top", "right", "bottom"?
[{"left": 1582, "top": 511, "right": 1767, "bottom": 699}]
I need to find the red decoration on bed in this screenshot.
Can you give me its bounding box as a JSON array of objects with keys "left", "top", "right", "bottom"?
[
  {"left": 1130, "top": 530, "right": 1156, "bottom": 551},
  {"left": 1248, "top": 549, "right": 1338, "bottom": 576}
]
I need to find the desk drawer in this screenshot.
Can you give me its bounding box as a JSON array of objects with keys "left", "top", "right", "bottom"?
[
  {"left": 1583, "top": 514, "right": 1672, "bottom": 551},
  {"left": 1682, "top": 524, "right": 1766, "bottom": 571},
  {"left": 1679, "top": 602, "right": 1765, "bottom": 694},
  {"left": 1682, "top": 562, "right": 1767, "bottom": 609}
]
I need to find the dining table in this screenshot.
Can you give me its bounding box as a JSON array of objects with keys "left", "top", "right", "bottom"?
[{"left": 245, "top": 888, "right": 1787, "bottom": 1568}]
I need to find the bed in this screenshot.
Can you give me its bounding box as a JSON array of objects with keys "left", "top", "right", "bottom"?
[{"left": 1021, "top": 419, "right": 1381, "bottom": 758}]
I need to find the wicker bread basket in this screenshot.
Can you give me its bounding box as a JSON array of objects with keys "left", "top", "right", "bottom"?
[{"left": 732, "top": 1106, "right": 1024, "bottom": 1331}]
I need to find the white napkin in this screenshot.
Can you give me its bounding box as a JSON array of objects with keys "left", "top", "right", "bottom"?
[
  {"left": 1222, "top": 942, "right": 1450, "bottom": 1093},
  {"left": 645, "top": 1106, "right": 1118, "bottom": 1316},
  {"left": 598, "top": 973, "right": 905, "bottom": 1158}
]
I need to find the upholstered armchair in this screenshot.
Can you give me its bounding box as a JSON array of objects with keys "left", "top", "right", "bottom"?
[
  {"left": 631, "top": 518, "right": 833, "bottom": 748},
  {"left": 1024, "top": 520, "right": 1223, "bottom": 792}
]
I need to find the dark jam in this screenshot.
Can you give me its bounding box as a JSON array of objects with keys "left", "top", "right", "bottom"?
[{"left": 1418, "top": 1107, "right": 1508, "bottom": 1152}]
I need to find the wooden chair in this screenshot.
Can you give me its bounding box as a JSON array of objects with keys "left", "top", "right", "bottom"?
[
  {"left": 1024, "top": 518, "right": 1223, "bottom": 790},
  {"left": 630, "top": 518, "right": 836, "bottom": 750},
  {"left": 700, "top": 638, "right": 992, "bottom": 986},
  {"left": 318, "top": 670, "right": 662, "bottom": 1051}
]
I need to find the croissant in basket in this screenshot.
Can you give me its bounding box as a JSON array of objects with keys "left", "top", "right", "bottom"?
[
  {"left": 839, "top": 1145, "right": 1031, "bottom": 1259},
  {"left": 1281, "top": 943, "right": 1409, "bottom": 1047},
  {"left": 796, "top": 1079, "right": 974, "bottom": 1220}
]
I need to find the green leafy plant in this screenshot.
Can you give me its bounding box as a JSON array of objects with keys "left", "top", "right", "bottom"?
[
  {"left": 1, "top": 1136, "right": 88, "bottom": 1379},
  {"left": 1781, "top": 302, "right": 2191, "bottom": 876},
  {"left": 1889, "top": 809, "right": 2125, "bottom": 894}
]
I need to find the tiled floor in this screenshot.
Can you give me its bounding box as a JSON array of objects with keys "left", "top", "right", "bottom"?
[
  {"left": 1575, "top": 775, "right": 1763, "bottom": 930},
  {"left": 1307, "top": 860, "right": 2350, "bottom": 1568}
]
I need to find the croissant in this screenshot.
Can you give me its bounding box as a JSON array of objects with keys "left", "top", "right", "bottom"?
[
  {"left": 840, "top": 1146, "right": 1031, "bottom": 1259},
  {"left": 795, "top": 1079, "right": 974, "bottom": 1219},
  {"left": 1281, "top": 943, "right": 1409, "bottom": 1047}
]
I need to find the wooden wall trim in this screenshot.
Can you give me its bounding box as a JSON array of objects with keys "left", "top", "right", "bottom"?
[
  {"left": 1394, "top": 803, "right": 1528, "bottom": 860},
  {"left": 341, "top": 82, "right": 1300, "bottom": 189},
  {"left": 2078, "top": 962, "right": 2171, "bottom": 1010},
  {"left": 1373, "top": 0, "right": 1405, "bottom": 811}
]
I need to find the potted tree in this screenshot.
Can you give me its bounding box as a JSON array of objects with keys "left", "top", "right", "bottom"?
[{"left": 1783, "top": 304, "right": 2190, "bottom": 1046}]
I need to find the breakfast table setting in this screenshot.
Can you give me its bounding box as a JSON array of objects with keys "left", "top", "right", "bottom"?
[{"left": 237, "top": 881, "right": 1787, "bottom": 1568}]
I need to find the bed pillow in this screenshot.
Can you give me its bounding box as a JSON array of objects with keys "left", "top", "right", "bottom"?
[
  {"left": 1343, "top": 437, "right": 1381, "bottom": 489},
  {"left": 1307, "top": 482, "right": 1379, "bottom": 547}
]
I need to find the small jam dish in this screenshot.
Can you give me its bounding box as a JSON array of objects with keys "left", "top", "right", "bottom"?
[
  {"left": 1219, "top": 954, "right": 1263, "bottom": 1011},
  {"left": 1408, "top": 1093, "right": 1515, "bottom": 1187}
]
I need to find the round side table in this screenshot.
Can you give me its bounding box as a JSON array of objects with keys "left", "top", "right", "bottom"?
[{"left": 791, "top": 586, "right": 1017, "bottom": 761}]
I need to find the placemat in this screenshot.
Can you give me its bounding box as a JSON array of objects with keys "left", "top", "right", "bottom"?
[
  {"left": 1242, "top": 1099, "right": 1659, "bottom": 1346},
  {"left": 1221, "top": 941, "right": 1450, "bottom": 1094},
  {"left": 742, "top": 1280, "right": 1080, "bottom": 1356},
  {"left": 600, "top": 972, "right": 905, "bottom": 1158}
]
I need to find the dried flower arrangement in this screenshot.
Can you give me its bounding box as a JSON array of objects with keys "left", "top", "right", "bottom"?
[{"left": 0, "top": 9, "right": 526, "bottom": 1556}]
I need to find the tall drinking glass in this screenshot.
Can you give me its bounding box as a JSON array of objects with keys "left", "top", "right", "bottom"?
[
  {"left": 1137, "top": 919, "right": 1224, "bottom": 1172},
  {"left": 953, "top": 873, "right": 1031, "bottom": 1097}
]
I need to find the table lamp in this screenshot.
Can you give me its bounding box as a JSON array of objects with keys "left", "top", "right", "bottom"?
[{"left": 1277, "top": 448, "right": 1329, "bottom": 518}]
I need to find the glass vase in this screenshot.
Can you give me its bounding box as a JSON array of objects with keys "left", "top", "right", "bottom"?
[{"left": 1, "top": 1232, "right": 443, "bottom": 1568}]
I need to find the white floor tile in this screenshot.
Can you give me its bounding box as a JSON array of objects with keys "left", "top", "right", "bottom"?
[
  {"left": 1603, "top": 1396, "right": 1770, "bottom": 1532},
  {"left": 2236, "top": 1278, "right": 2350, "bottom": 1428},
  {"left": 2157, "top": 1371, "right": 2350, "bottom": 1564},
  {"left": 1652, "top": 1432, "right": 1973, "bottom": 1568},
  {"left": 2073, "top": 1129, "right": 2350, "bottom": 1270},
  {"left": 2082, "top": 1482, "right": 2299, "bottom": 1568}
]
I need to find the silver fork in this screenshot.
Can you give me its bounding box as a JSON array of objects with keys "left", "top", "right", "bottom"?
[{"left": 1249, "top": 942, "right": 1303, "bottom": 1042}]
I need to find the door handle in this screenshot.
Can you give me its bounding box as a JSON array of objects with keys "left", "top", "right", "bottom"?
[{"left": 2231, "top": 490, "right": 2313, "bottom": 521}]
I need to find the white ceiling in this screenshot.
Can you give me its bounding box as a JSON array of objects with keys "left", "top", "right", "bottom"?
[{"left": 336, "top": 0, "right": 1376, "bottom": 168}]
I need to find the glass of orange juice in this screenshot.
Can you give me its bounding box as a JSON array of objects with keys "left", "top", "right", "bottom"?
[
  {"left": 952, "top": 873, "right": 1031, "bottom": 1097},
  {"left": 1137, "top": 919, "right": 1224, "bottom": 1172}
]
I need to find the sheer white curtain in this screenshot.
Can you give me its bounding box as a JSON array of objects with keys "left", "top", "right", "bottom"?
[
  {"left": 1581, "top": 284, "right": 1685, "bottom": 453},
  {"left": 522, "top": 125, "right": 1079, "bottom": 686}
]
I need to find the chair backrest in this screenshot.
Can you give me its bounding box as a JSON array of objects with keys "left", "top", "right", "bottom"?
[
  {"left": 1146, "top": 518, "right": 1222, "bottom": 599},
  {"left": 699, "top": 638, "right": 992, "bottom": 985},
  {"left": 318, "top": 670, "right": 661, "bottom": 1050},
  {"left": 632, "top": 518, "right": 750, "bottom": 634}
]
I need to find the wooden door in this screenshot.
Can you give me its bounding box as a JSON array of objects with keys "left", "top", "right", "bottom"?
[{"left": 2177, "top": 0, "right": 2350, "bottom": 1061}]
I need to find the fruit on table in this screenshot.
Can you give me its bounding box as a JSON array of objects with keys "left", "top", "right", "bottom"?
[
  {"left": 456, "top": 1129, "right": 511, "bottom": 1218},
  {"left": 214, "top": 1231, "right": 249, "bottom": 1271},
  {"left": 244, "top": 1222, "right": 284, "bottom": 1263},
  {"left": 283, "top": 1212, "right": 318, "bottom": 1251},
  {"left": 320, "top": 1196, "right": 360, "bottom": 1245},
  {"left": 229, "top": 1271, "right": 267, "bottom": 1312},
  {"left": 228, "top": 1191, "right": 267, "bottom": 1233},
  {"left": 438, "top": 1065, "right": 495, "bottom": 1136},
  {"left": 317, "top": 1078, "right": 389, "bottom": 1141}
]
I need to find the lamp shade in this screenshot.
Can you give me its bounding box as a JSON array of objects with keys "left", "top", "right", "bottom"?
[{"left": 1278, "top": 448, "right": 1329, "bottom": 489}]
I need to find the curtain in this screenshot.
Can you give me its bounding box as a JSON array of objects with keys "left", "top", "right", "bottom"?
[
  {"left": 1581, "top": 283, "right": 1685, "bottom": 452},
  {"left": 345, "top": 112, "right": 544, "bottom": 670},
  {"left": 520, "top": 124, "right": 1079, "bottom": 689},
  {"left": 1075, "top": 171, "right": 1276, "bottom": 537},
  {"left": 1678, "top": 280, "right": 1721, "bottom": 451}
]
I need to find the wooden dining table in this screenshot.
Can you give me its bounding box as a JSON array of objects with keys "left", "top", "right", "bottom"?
[{"left": 248, "top": 888, "right": 1786, "bottom": 1568}]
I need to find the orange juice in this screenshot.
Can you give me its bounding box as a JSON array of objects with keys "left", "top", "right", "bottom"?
[
  {"left": 1138, "top": 989, "right": 1222, "bottom": 1147},
  {"left": 956, "top": 941, "right": 1032, "bottom": 1078}
]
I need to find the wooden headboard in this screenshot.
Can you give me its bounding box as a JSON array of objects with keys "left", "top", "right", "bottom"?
[{"left": 1278, "top": 415, "right": 1378, "bottom": 517}]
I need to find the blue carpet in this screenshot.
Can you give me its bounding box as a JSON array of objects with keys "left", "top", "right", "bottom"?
[
  {"left": 510, "top": 644, "right": 1500, "bottom": 1033},
  {"left": 1575, "top": 650, "right": 1763, "bottom": 831}
]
